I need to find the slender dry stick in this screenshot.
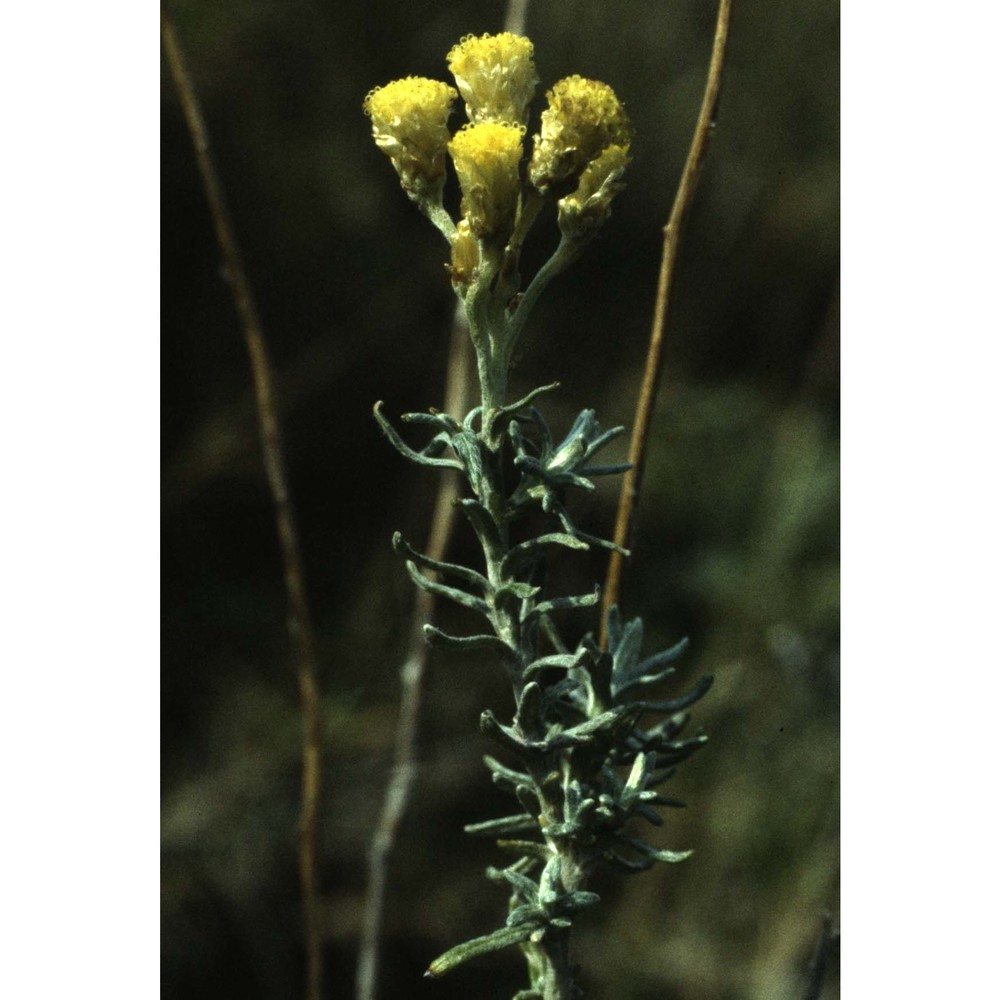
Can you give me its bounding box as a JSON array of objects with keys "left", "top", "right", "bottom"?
[
  {"left": 161, "top": 9, "right": 325, "bottom": 1000},
  {"left": 355, "top": 307, "right": 473, "bottom": 1000},
  {"left": 601, "top": 0, "right": 732, "bottom": 644}
]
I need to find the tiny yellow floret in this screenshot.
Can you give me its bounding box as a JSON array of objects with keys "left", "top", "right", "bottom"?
[
  {"left": 363, "top": 76, "right": 458, "bottom": 196},
  {"left": 529, "top": 76, "right": 632, "bottom": 193},
  {"left": 447, "top": 32, "right": 538, "bottom": 126},
  {"left": 448, "top": 122, "right": 525, "bottom": 240}
]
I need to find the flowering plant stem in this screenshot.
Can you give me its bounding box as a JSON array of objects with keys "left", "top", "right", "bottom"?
[{"left": 367, "top": 28, "right": 714, "bottom": 1000}]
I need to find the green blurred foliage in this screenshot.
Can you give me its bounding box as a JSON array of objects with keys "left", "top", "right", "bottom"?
[{"left": 162, "top": 1, "right": 838, "bottom": 998}]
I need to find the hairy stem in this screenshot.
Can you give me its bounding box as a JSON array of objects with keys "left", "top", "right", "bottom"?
[
  {"left": 601, "top": 0, "right": 733, "bottom": 642},
  {"left": 161, "top": 7, "right": 325, "bottom": 999}
]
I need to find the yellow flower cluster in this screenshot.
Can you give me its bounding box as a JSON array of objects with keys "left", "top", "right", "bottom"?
[
  {"left": 446, "top": 32, "right": 537, "bottom": 125},
  {"left": 363, "top": 76, "right": 458, "bottom": 194},
  {"left": 448, "top": 123, "right": 525, "bottom": 240},
  {"left": 528, "top": 76, "right": 632, "bottom": 193},
  {"left": 363, "top": 35, "right": 630, "bottom": 252}
]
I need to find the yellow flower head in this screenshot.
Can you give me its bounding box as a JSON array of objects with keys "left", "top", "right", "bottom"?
[
  {"left": 528, "top": 76, "right": 632, "bottom": 193},
  {"left": 447, "top": 32, "right": 538, "bottom": 126},
  {"left": 363, "top": 76, "right": 458, "bottom": 195},
  {"left": 448, "top": 122, "right": 525, "bottom": 240},
  {"left": 558, "top": 143, "right": 630, "bottom": 241}
]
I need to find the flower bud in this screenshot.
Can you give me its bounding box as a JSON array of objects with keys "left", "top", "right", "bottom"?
[
  {"left": 449, "top": 217, "right": 480, "bottom": 286},
  {"left": 557, "top": 143, "right": 629, "bottom": 241},
  {"left": 528, "top": 76, "right": 632, "bottom": 193},
  {"left": 448, "top": 122, "right": 525, "bottom": 241},
  {"left": 363, "top": 77, "right": 458, "bottom": 198}
]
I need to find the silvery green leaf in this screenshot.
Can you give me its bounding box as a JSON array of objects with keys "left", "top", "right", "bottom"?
[
  {"left": 483, "top": 755, "right": 531, "bottom": 790},
  {"left": 450, "top": 430, "right": 484, "bottom": 494},
  {"left": 564, "top": 709, "right": 622, "bottom": 738},
  {"left": 506, "top": 903, "right": 546, "bottom": 928},
  {"left": 373, "top": 401, "right": 463, "bottom": 470},
  {"left": 495, "top": 381, "right": 560, "bottom": 420},
  {"left": 602, "top": 850, "right": 655, "bottom": 874},
  {"left": 635, "top": 636, "right": 690, "bottom": 674},
  {"left": 620, "top": 752, "right": 652, "bottom": 812},
  {"left": 393, "top": 532, "right": 489, "bottom": 590},
  {"left": 649, "top": 794, "right": 687, "bottom": 808},
  {"left": 425, "top": 924, "right": 535, "bottom": 979},
  {"left": 527, "top": 587, "right": 600, "bottom": 622},
  {"left": 400, "top": 410, "right": 460, "bottom": 433},
  {"left": 404, "top": 561, "right": 491, "bottom": 618},
  {"left": 464, "top": 814, "right": 537, "bottom": 837},
  {"left": 640, "top": 674, "right": 715, "bottom": 714},
  {"left": 516, "top": 682, "right": 545, "bottom": 737},
  {"left": 577, "top": 462, "right": 632, "bottom": 476},
  {"left": 481, "top": 710, "right": 537, "bottom": 756},
  {"left": 523, "top": 647, "right": 589, "bottom": 679},
  {"left": 462, "top": 405, "right": 483, "bottom": 431},
  {"left": 617, "top": 833, "right": 693, "bottom": 864},
  {"left": 422, "top": 625, "right": 512, "bottom": 656},
  {"left": 495, "top": 581, "right": 542, "bottom": 603},
  {"left": 605, "top": 605, "right": 624, "bottom": 650},
  {"left": 538, "top": 856, "right": 561, "bottom": 905},
  {"left": 501, "top": 533, "right": 590, "bottom": 577},
  {"left": 636, "top": 804, "right": 664, "bottom": 826},
  {"left": 496, "top": 867, "right": 541, "bottom": 903},
  {"left": 496, "top": 839, "right": 550, "bottom": 861},
  {"left": 557, "top": 890, "right": 601, "bottom": 915}
]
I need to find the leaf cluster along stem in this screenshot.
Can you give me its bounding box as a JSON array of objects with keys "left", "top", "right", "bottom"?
[{"left": 378, "top": 385, "right": 713, "bottom": 999}]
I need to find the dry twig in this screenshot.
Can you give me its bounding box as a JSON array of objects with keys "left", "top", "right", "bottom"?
[
  {"left": 601, "top": 0, "right": 733, "bottom": 642},
  {"left": 161, "top": 7, "right": 325, "bottom": 1000}
]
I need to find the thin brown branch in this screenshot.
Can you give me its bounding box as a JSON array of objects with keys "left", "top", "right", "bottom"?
[
  {"left": 355, "top": 306, "right": 474, "bottom": 1000},
  {"left": 161, "top": 8, "right": 324, "bottom": 1000},
  {"left": 601, "top": 0, "right": 733, "bottom": 644}
]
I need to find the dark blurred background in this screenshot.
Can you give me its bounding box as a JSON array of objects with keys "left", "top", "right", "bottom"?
[{"left": 161, "top": 1, "right": 839, "bottom": 998}]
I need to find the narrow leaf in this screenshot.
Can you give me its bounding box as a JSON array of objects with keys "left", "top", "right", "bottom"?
[
  {"left": 640, "top": 674, "right": 715, "bottom": 714},
  {"left": 496, "top": 839, "right": 551, "bottom": 862},
  {"left": 425, "top": 924, "right": 535, "bottom": 979},
  {"left": 423, "top": 625, "right": 512, "bottom": 656},
  {"left": 373, "top": 401, "right": 463, "bottom": 470},
  {"left": 464, "top": 814, "right": 537, "bottom": 837},
  {"left": 405, "top": 561, "right": 491, "bottom": 618},
  {"left": 483, "top": 755, "right": 531, "bottom": 790},
  {"left": 527, "top": 587, "right": 600, "bottom": 622},
  {"left": 393, "top": 532, "right": 489, "bottom": 590}
]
